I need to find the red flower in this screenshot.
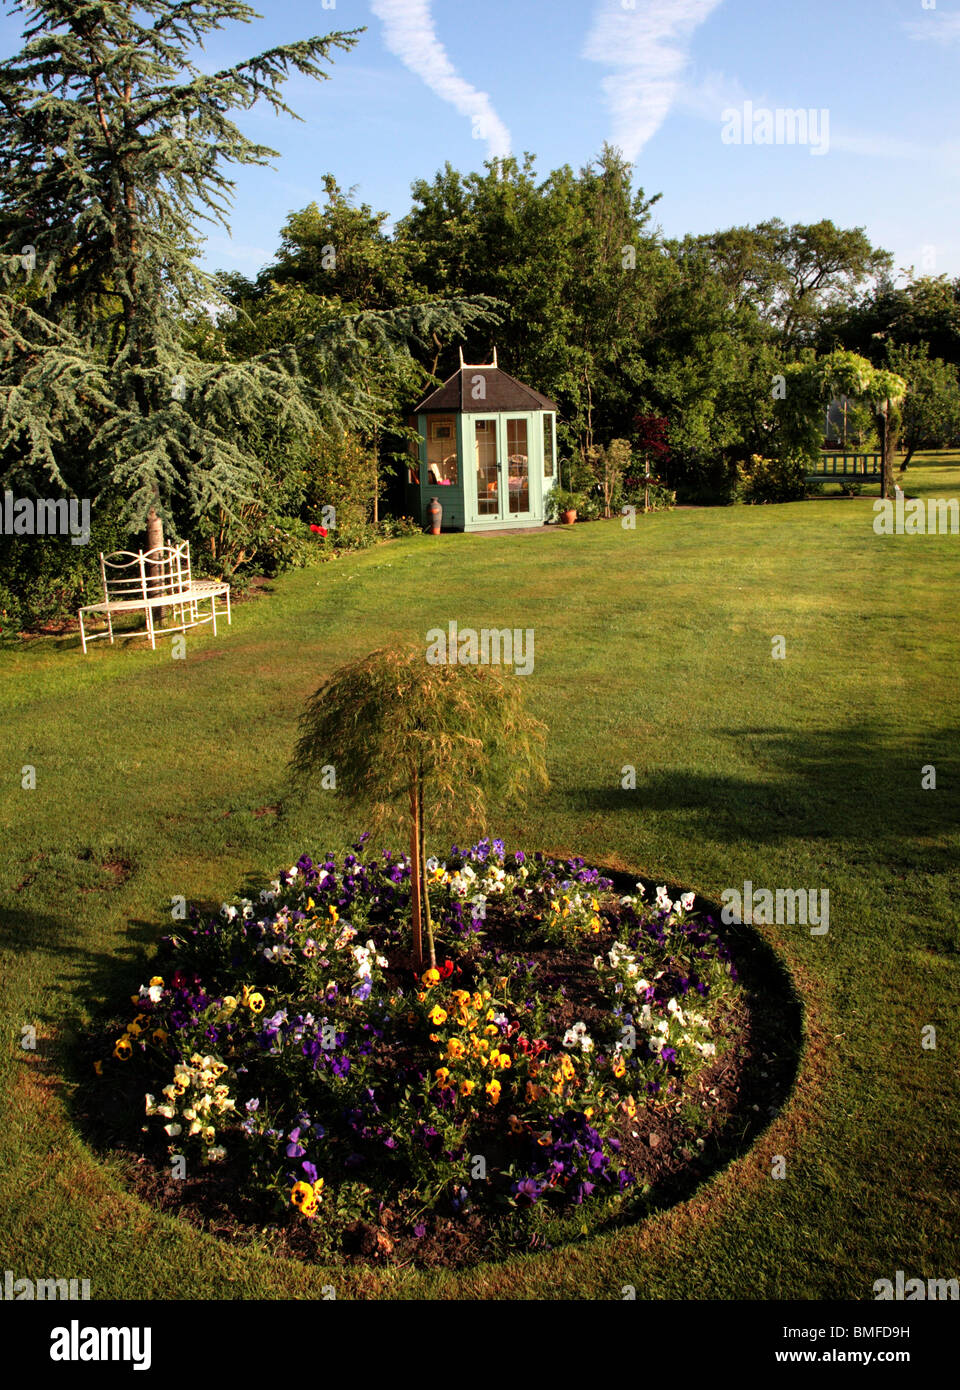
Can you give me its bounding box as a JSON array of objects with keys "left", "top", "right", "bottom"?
[
  {"left": 438, "top": 959, "right": 454, "bottom": 979},
  {"left": 310, "top": 524, "right": 328, "bottom": 537}
]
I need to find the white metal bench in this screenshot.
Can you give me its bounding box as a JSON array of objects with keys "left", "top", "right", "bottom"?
[{"left": 78, "top": 542, "right": 231, "bottom": 654}]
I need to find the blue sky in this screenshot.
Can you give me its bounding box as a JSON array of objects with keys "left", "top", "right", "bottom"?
[{"left": 4, "top": 0, "right": 960, "bottom": 281}]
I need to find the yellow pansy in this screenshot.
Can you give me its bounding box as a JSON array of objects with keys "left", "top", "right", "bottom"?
[
  {"left": 113, "top": 1037, "right": 133, "bottom": 1061},
  {"left": 247, "top": 992, "right": 265, "bottom": 1013},
  {"left": 485, "top": 1079, "right": 501, "bottom": 1104},
  {"left": 428, "top": 1006, "right": 447, "bottom": 1025},
  {"left": 459, "top": 1079, "right": 475, "bottom": 1096},
  {"left": 423, "top": 968, "right": 440, "bottom": 987},
  {"left": 435, "top": 1067, "right": 451, "bottom": 1085}
]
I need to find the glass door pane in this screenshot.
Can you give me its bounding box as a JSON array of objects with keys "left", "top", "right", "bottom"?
[
  {"left": 475, "top": 418, "right": 499, "bottom": 516},
  {"left": 505, "top": 418, "right": 529, "bottom": 515}
]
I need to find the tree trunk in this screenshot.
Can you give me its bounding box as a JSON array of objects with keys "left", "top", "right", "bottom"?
[
  {"left": 372, "top": 426, "right": 379, "bottom": 526},
  {"left": 899, "top": 443, "right": 915, "bottom": 473},
  {"left": 879, "top": 398, "right": 900, "bottom": 498},
  {"left": 409, "top": 778, "right": 423, "bottom": 971},
  {"left": 145, "top": 505, "right": 166, "bottom": 614}
]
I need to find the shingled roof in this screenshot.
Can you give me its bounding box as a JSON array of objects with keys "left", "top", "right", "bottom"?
[{"left": 414, "top": 358, "right": 558, "bottom": 414}]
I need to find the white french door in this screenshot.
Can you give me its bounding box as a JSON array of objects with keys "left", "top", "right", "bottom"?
[{"left": 472, "top": 415, "right": 532, "bottom": 522}]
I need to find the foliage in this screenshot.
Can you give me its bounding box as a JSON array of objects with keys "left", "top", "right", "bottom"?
[
  {"left": 399, "top": 147, "right": 665, "bottom": 465},
  {"left": 884, "top": 342, "right": 960, "bottom": 469},
  {"left": 289, "top": 648, "right": 549, "bottom": 967},
  {"left": 706, "top": 219, "right": 891, "bottom": 349},
  {"left": 546, "top": 488, "right": 586, "bottom": 521},
  {"left": 0, "top": 501, "right": 128, "bottom": 634},
  {"left": 621, "top": 476, "right": 676, "bottom": 512},
  {"left": 0, "top": 0, "right": 366, "bottom": 529},
  {"left": 736, "top": 454, "right": 806, "bottom": 505},
  {"left": 585, "top": 438, "right": 631, "bottom": 519},
  {"left": 774, "top": 350, "right": 907, "bottom": 488}
]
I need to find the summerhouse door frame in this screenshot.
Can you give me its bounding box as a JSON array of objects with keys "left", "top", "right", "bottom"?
[{"left": 469, "top": 414, "right": 535, "bottom": 524}]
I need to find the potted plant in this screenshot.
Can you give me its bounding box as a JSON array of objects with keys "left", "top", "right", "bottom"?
[{"left": 547, "top": 487, "right": 583, "bottom": 525}]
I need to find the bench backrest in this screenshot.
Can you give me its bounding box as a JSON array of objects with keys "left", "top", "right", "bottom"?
[{"left": 100, "top": 542, "right": 193, "bottom": 603}]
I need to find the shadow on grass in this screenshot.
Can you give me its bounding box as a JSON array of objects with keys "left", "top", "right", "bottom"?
[
  {"left": 0, "top": 900, "right": 160, "bottom": 1143},
  {"left": 573, "top": 722, "right": 960, "bottom": 865}
]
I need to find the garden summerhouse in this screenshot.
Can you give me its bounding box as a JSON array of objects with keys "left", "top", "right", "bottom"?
[{"left": 406, "top": 350, "right": 559, "bottom": 531}]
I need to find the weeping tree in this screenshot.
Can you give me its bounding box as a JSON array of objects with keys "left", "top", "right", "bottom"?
[
  {"left": 0, "top": 1, "right": 497, "bottom": 547},
  {"left": 777, "top": 349, "right": 906, "bottom": 498},
  {"left": 290, "top": 647, "right": 549, "bottom": 972}
]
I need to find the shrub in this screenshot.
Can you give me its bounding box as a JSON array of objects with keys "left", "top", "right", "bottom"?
[
  {"left": 0, "top": 500, "right": 129, "bottom": 634},
  {"left": 546, "top": 488, "right": 587, "bottom": 522},
  {"left": 736, "top": 454, "right": 806, "bottom": 504}
]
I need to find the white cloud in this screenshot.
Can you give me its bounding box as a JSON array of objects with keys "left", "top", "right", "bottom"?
[
  {"left": 583, "top": 0, "right": 725, "bottom": 159},
  {"left": 904, "top": 11, "right": 960, "bottom": 44},
  {"left": 831, "top": 130, "right": 960, "bottom": 165},
  {"left": 202, "top": 235, "right": 272, "bottom": 269},
  {"left": 370, "top": 0, "right": 511, "bottom": 159},
  {"left": 673, "top": 66, "right": 752, "bottom": 121}
]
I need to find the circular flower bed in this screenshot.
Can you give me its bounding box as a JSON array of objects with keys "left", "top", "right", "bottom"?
[{"left": 93, "top": 837, "right": 756, "bottom": 1267}]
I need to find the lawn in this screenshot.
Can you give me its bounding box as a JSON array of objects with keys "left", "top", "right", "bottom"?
[{"left": 1, "top": 453, "right": 958, "bottom": 1300}]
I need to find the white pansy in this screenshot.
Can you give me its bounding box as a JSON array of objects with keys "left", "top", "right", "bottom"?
[
  {"left": 220, "top": 903, "right": 238, "bottom": 920},
  {"left": 680, "top": 891, "right": 695, "bottom": 912},
  {"left": 164, "top": 1123, "right": 182, "bottom": 1137},
  {"left": 562, "top": 1020, "right": 594, "bottom": 1052},
  {"left": 655, "top": 886, "right": 672, "bottom": 912}
]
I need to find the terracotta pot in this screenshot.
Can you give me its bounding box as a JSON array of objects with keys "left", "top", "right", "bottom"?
[
  {"left": 427, "top": 497, "right": 442, "bottom": 535},
  {"left": 562, "top": 508, "right": 577, "bottom": 525}
]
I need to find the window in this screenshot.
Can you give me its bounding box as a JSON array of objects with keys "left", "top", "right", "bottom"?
[
  {"left": 542, "top": 413, "right": 555, "bottom": 478},
  {"left": 505, "top": 418, "right": 529, "bottom": 514},
  {"left": 426, "top": 414, "right": 458, "bottom": 485}
]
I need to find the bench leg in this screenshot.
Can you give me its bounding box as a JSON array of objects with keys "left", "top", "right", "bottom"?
[
  {"left": 226, "top": 588, "right": 231, "bottom": 626},
  {"left": 211, "top": 594, "right": 217, "bottom": 636},
  {"left": 146, "top": 604, "right": 156, "bottom": 651},
  {"left": 107, "top": 609, "right": 114, "bottom": 645},
  {"left": 79, "top": 611, "right": 87, "bottom": 655}
]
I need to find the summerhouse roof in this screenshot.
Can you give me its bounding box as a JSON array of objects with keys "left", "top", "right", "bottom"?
[{"left": 414, "top": 363, "right": 558, "bottom": 415}]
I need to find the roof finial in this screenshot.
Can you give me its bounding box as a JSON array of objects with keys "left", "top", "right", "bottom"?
[
  {"left": 458, "top": 345, "right": 465, "bottom": 368},
  {"left": 492, "top": 346, "right": 498, "bottom": 367}
]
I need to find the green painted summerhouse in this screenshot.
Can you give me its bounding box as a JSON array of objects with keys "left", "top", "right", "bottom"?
[{"left": 405, "top": 350, "right": 559, "bottom": 531}]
